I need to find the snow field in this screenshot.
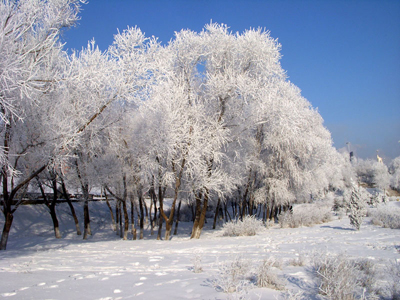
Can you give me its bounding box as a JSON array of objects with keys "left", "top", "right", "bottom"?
[{"left": 0, "top": 200, "right": 399, "bottom": 299}]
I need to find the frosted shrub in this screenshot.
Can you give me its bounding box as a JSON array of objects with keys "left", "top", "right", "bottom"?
[
  {"left": 192, "top": 254, "right": 203, "bottom": 273},
  {"left": 213, "top": 256, "right": 252, "bottom": 294},
  {"left": 222, "top": 215, "right": 264, "bottom": 237},
  {"left": 280, "top": 290, "right": 306, "bottom": 300},
  {"left": 256, "top": 258, "right": 285, "bottom": 290},
  {"left": 368, "top": 205, "right": 400, "bottom": 229},
  {"left": 312, "top": 253, "right": 377, "bottom": 300},
  {"left": 287, "top": 254, "right": 307, "bottom": 267},
  {"left": 347, "top": 187, "right": 366, "bottom": 230},
  {"left": 385, "top": 260, "right": 400, "bottom": 299},
  {"left": 279, "top": 203, "right": 332, "bottom": 228}
]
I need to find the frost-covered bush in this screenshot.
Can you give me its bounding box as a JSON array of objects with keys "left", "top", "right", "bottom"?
[
  {"left": 256, "top": 258, "right": 285, "bottom": 290},
  {"left": 368, "top": 205, "right": 400, "bottom": 229},
  {"left": 279, "top": 290, "right": 306, "bottom": 300},
  {"left": 287, "top": 254, "right": 307, "bottom": 267},
  {"left": 222, "top": 216, "right": 265, "bottom": 237},
  {"left": 312, "top": 254, "right": 375, "bottom": 300},
  {"left": 279, "top": 203, "right": 332, "bottom": 228},
  {"left": 212, "top": 256, "right": 252, "bottom": 294},
  {"left": 347, "top": 187, "right": 367, "bottom": 230},
  {"left": 192, "top": 254, "right": 203, "bottom": 273},
  {"left": 385, "top": 260, "right": 400, "bottom": 299},
  {"left": 389, "top": 156, "right": 400, "bottom": 191}
]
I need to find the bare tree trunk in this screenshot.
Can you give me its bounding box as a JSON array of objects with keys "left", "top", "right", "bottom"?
[
  {"left": 0, "top": 129, "right": 46, "bottom": 250},
  {"left": 0, "top": 213, "right": 13, "bottom": 250},
  {"left": 157, "top": 208, "right": 163, "bottom": 240},
  {"left": 104, "top": 190, "right": 116, "bottom": 232},
  {"left": 190, "top": 192, "right": 203, "bottom": 239},
  {"left": 83, "top": 197, "right": 91, "bottom": 239},
  {"left": 191, "top": 189, "right": 209, "bottom": 239},
  {"left": 38, "top": 177, "right": 61, "bottom": 239},
  {"left": 138, "top": 190, "right": 144, "bottom": 240},
  {"left": 212, "top": 198, "right": 221, "bottom": 229},
  {"left": 173, "top": 200, "right": 182, "bottom": 235},
  {"left": 143, "top": 199, "right": 149, "bottom": 225},
  {"left": 122, "top": 175, "right": 129, "bottom": 240},
  {"left": 122, "top": 200, "right": 129, "bottom": 240},
  {"left": 81, "top": 182, "right": 92, "bottom": 240},
  {"left": 131, "top": 198, "right": 136, "bottom": 240},
  {"left": 115, "top": 200, "right": 120, "bottom": 236},
  {"left": 50, "top": 175, "right": 61, "bottom": 238},
  {"left": 149, "top": 190, "right": 154, "bottom": 235},
  {"left": 118, "top": 200, "right": 123, "bottom": 238},
  {"left": 61, "top": 178, "right": 81, "bottom": 235}
]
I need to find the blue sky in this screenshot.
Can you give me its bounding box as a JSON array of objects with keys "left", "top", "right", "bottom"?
[{"left": 62, "top": 0, "right": 400, "bottom": 161}]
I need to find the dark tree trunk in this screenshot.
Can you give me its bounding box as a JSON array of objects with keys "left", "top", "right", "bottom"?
[
  {"left": 131, "top": 198, "right": 136, "bottom": 240},
  {"left": 118, "top": 201, "right": 123, "bottom": 238},
  {"left": 50, "top": 174, "right": 61, "bottom": 238},
  {"left": 0, "top": 213, "right": 13, "bottom": 250},
  {"left": 38, "top": 177, "right": 61, "bottom": 239},
  {"left": 83, "top": 197, "right": 91, "bottom": 239},
  {"left": 0, "top": 155, "right": 46, "bottom": 250},
  {"left": 191, "top": 189, "right": 209, "bottom": 239},
  {"left": 104, "top": 191, "right": 116, "bottom": 232},
  {"left": 122, "top": 199, "right": 129, "bottom": 240},
  {"left": 157, "top": 208, "right": 163, "bottom": 240},
  {"left": 138, "top": 191, "right": 144, "bottom": 240},
  {"left": 212, "top": 198, "right": 221, "bottom": 229},
  {"left": 143, "top": 199, "right": 149, "bottom": 225},
  {"left": 190, "top": 192, "right": 202, "bottom": 238},
  {"left": 61, "top": 179, "right": 81, "bottom": 235},
  {"left": 115, "top": 200, "right": 120, "bottom": 235},
  {"left": 173, "top": 200, "right": 182, "bottom": 235}
]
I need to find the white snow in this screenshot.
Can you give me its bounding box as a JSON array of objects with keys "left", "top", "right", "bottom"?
[{"left": 0, "top": 200, "right": 399, "bottom": 299}]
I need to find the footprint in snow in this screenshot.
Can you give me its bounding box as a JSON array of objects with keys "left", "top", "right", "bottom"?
[
  {"left": 149, "top": 256, "right": 163, "bottom": 262},
  {"left": 18, "top": 287, "right": 29, "bottom": 291},
  {"left": 135, "top": 282, "right": 144, "bottom": 286},
  {"left": 1, "top": 292, "right": 17, "bottom": 297},
  {"left": 140, "top": 277, "right": 147, "bottom": 280},
  {"left": 56, "top": 279, "right": 65, "bottom": 283},
  {"left": 113, "top": 289, "right": 122, "bottom": 294},
  {"left": 37, "top": 282, "right": 46, "bottom": 286}
]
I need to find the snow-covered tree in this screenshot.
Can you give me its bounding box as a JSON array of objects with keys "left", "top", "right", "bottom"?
[
  {"left": 354, "top": 159, "right": 390, "bottom": 190},
  {"left": 0, "top": 0, "right": 85, "bottom": 250},
  {"left": 389, "top": 156, "right": 400, "bottom": 191},
  {"left": 347, "top": 186, "right": 366, "bottom": 231}
]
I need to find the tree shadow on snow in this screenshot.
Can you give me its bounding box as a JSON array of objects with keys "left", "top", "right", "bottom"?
[{"left": 320, "top": 225, "right": 354, "bottom": 231}]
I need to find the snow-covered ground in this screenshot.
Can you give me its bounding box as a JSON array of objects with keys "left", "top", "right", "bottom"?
[{"left": 0, "top": 200, "right": 399, "bottom": 299}]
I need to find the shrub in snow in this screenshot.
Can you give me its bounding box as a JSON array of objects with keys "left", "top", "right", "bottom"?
[
  {"left": 287, "top": 254, "right": 307, "bottom": 267},
  {"left": 256, "top": 258, "right": 285, "bottom": 290},
  {"left": 192, "top": 254, "right": 203, "bottom": 273},
  {"left": 312, "top": 253, "right": 377, "bottom": 300},
  {"left": 279, "top": 203, "right": 332, "bottom": 228},
  {"left": 385, "top": 260, "right": 400, "bottom": 299},
  {"left": 213, "top": 256, "right": 252, "bottom": 294},
  {"left": 222, "top": 215, "right": 264, "bottom": 237},
  {"left": 368, "top": 205, "right": 400, "bottom": 229},
  {"left": 279, "top": 290, "right": 306, "bottom": 300},
  {"left": 347, "top": 187, "right": 366, "bottom": 231}
]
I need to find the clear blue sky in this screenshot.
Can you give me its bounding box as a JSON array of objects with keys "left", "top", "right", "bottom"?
[{"left": 62, "top": 0, "right": 400, "bottom": 161}]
